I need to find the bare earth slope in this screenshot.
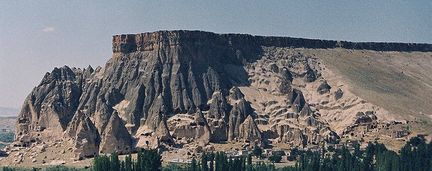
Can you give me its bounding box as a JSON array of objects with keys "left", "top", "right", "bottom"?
[{"left": 318, "top": 49, "right": 432, "bottom": 119}]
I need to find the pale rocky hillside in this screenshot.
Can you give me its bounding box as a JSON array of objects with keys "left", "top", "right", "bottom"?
[{"left": 1, "top": 30, "right": 431, "bottom": 168}]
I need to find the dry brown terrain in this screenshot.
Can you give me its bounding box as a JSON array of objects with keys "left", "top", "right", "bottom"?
[
  {"left": 2, "top": 45, "right": 432, "bottom": 168},
  {"left": 317, "top": 49, "right": 432, "bottom": 118},
  {"left": 237, "top": 47, "right": 432, "bottom": 150}
]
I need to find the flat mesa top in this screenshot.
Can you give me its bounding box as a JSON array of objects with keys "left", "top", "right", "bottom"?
[{"left": 112, "top": 30, "right": 432, "bottom": 53}]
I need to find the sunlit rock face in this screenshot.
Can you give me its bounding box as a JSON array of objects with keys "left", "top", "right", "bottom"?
[{"left": 15, "top": 30, "right": 432, "bottom": 158}]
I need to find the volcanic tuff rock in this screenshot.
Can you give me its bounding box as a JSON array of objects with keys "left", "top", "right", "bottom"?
[
  {"left": 238, "top": 115, "right": 262, "bottom": 143},
  {"left": 14, "top": 30, "right": 432, "bottom": 159},
  {"left": 153, "top": 118, "right": 174, "bottom": 145},
  {"left": 99, "top": 111, "right": 133, "bottom": 154},
  {"left": 65, "top": 111, "right": 100, "bottom": 159}
]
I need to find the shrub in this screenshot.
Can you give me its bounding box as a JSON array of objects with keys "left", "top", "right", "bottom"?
[{"left": 268, "top": 154, "right": 282, "bottom": 163}]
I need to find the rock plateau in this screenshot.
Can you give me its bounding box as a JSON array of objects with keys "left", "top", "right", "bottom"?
[{"left": 9, "top": 30, "right": 432, "bottom": 163}]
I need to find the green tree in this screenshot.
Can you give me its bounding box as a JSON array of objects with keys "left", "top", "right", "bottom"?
[
  {"left": 246, "top": 154, "right": 252, "bottom": 171},
  {"left": 201, "top": 152, "right": 208, "bottom": 171},
  {"left": 363, "top": 142, "right": 375, "bottom": 171},
  {"left": 268, "top": 154, "right": 282, "bottom": 163},
  {"left": 208, "top": 153, "right": 214, "bottom": 171},
  {"left": 93, "top": 155, "right": 110, "bottom": 171},
  {"left": 125, "top": 154, "right": 132, "bottom": 171},
  {"left": 191, "top": 157, "right": 198, "bottom": 171},
  {"left": 252, "top": 145, "right": 263, "bottom": 158},
  {"left": 110, "top": 152, "right": 120, "bottom": 171},
  {"left": 143, "top": 149, "right": 162, "bottom": 171}
]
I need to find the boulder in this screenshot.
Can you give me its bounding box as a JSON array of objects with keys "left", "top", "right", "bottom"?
[
  {"left": 317, "top": 80, "right": 331, "bottom": 94},
  {"left": 304, "top": 64, "right": 317, "bottom": 82},
  {"left": 334, "top": 88, "right": 343, "bottom": 100},
  {"left": 280, "top": 67, "right": 294, "bottom": 82},
  {"left": 269, "top": 63, "right": 279, "bottom": 73},
  {"left": 207, "top": 91, "right": 229, "bottom": 120},
  {"left": 354, "top": 112, "right": 377, "bottom": 124}
]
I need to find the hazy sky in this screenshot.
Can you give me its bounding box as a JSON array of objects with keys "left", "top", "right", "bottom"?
[{"left": 0, "top": 0, "right": 431, "bottom": 109}]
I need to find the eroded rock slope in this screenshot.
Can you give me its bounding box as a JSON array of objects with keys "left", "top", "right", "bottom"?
[{"left": 14, "top": 30, "right": 432, "bottom": 159}]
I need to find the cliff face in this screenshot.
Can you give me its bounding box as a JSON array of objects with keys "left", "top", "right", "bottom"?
[
  {"left": 112, "top": 30, "right": 432, "bottom": 54},
  {"left": 14, "top": 30, "right": 432, "bottom": 158}
]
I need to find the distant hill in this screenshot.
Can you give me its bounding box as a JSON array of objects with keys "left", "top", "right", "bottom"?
[{"left": 0, "top": 107, "right": 18, "bottom": 117}]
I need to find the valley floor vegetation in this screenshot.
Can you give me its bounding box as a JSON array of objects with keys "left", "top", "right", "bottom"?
[
  {"left": 0, "top": 132, "right": 14, "bottom": 149},
  {"left": 1, "top": 136, "right": 431, "bottom": 171}
]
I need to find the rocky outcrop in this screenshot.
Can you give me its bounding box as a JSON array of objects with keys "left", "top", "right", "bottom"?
[
  {"left": 278, "top": 67, "right": 293, "bottom": 94},
  {"left": 207, "top": 92, "right": 229, "bottom": 142},
  {"left": 271, "top": 122, "right": 338, "bottom": 147},
  {"left": 354, "top": 111, "right": 377, "bottom": 124},
  {"left": 15, "top": 30, "right": 430, "bottom": 156},
  {"left": 320, "top": 128, "right": 340, "bottom": 144},
  {"left": 238, "top": 115, "right": 261, "bottom": 143},
  {"left": 304, "top": 64, "right": 317, "bottom": 82},
  {"left": 66, "top": 111, "right": 100, "bottom": 159},
  {"left": 99, "top": 112, "right": 133, "bottom": 154},
  {"left": 317, "top": 80, "right": 331, "bottom": 94},
  {"left": 228, "top": 87, "right": 253, "bottom": 141},
  {"left": 16, "top": 66, "right": 84, "bottom": 135},
  {"left": 288, "top": 89, "right": 306, "bottom": 112},
  {"left": 207, "top": 92, "right": 229, "bottom": 120},
  {"left": 153, "top": 118, "right": 174, "bottom": 145},
  {"left": 282, "top": 128, "right": 307, "bottom": 147},
  {"left": 299, "top": 103, "right": 313, "bottom": 117},
  {"left": 194, "top": 109, "right": 211, "bottom": 145},
  {"left": 334, "top": 88, "right": 343, "bottom": 100},
  {"left": 269, "top": 63, "right": 279, "bottom": 73},
  {"left": 112, "top": 31, "right": 432, "bottom": 53}
]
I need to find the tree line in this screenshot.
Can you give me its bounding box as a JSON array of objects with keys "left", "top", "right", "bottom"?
[
  {"left": 2, "top": 136, "right": 432, "bottom": 171},
  {"left": 93, "top": 149, "right": 161, "bottom": 171},
  {"left": 92, "top": 136, "right": 432, "bottom": 171},
  {"left": 295, "top": 136, "right": 432, "bottom": 171}
]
